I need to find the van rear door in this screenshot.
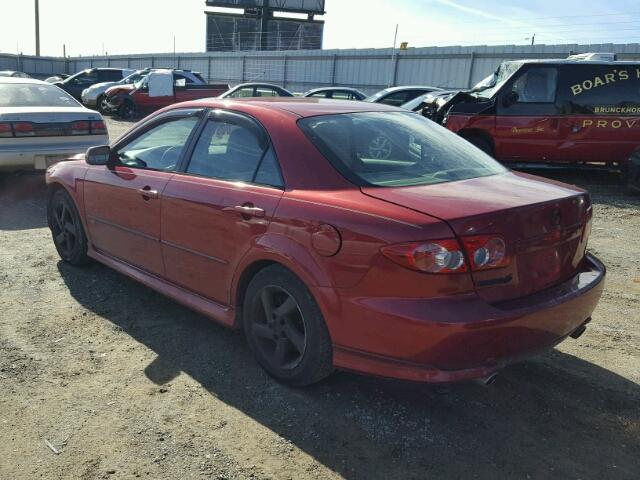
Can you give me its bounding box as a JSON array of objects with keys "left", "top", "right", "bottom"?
[{"left": 493, "top": 65, "right": 564, "bottom": 163}]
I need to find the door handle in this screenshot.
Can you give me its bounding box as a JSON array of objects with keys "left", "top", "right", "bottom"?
[
  {"left": 137, "top": 187, "right": 159, "bottom": 199},
  {"left": 223, "top": 205, "right": 266, "bottom": 219}
]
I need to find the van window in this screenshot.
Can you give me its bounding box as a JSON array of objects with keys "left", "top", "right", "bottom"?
[
  {"left": 510, "top": 68, "right": 558, "bottom": 103},
  {"left": 561, "top": 65, "right": 640, "bottom": 114}
]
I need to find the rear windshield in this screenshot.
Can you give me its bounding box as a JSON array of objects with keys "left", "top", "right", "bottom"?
[
  {"left": 299, "top": 112, "right": 506, "bottom": 187},
  {"left": 0, "top": 83, "right": 79, "bottom": 108}
]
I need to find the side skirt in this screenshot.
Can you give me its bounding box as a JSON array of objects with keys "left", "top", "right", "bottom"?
[{"left": 88, "top": 246, "right": 236, "bottom": 328}]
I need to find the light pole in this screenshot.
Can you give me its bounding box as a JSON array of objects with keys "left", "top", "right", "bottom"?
[{"left": 35, "top": 0, "right": 40, "bottom": 56}]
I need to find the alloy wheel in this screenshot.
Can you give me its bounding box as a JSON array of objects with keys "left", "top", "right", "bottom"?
[
  {"left": 52, "top": 199, "right": 78, "bottom": 258},
  {"left": 250, "top": 286, "right": 308, "bottom": 371}
]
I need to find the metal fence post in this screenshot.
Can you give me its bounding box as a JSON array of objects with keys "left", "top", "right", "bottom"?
[
  {"left": 241, "top": 55, "right": 246, "bottom": 82},
  {"left": 151, "top": 56, "right": 155, "bottom": 67},
  {"left": 127, "top": 57, "right": 131, "bottom": 69},
  {"left": 207, "top": 56, "right": 212, "bottom": 82},
  {"left": 391, "top": 53, "right": 400, "bottom": 87},
  {"left": 283, "top": 55, "right": 288, "bottom": 89},
  {"left": 331, "top": 54, "right": 337, "bottom": 86},
  {"left": 466, "top": 51, "right": 476, "bottom": 88}
]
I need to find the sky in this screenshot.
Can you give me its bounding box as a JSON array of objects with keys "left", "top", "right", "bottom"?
[{"left": 1, "top": 0, "right": 640, "bottom": 57}]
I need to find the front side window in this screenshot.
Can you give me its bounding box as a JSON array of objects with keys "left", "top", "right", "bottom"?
[
  {"left": 116, "top": 116, "right": 199, "bottom": 171},
  {"left": 510, "top": 68, "right": 558, "bottom": 103},
  {"left": 332, "top": 91, "right": 354, "bottom": 100},
  {"left": 187, "top": 118, "right": 281, "bottom": 187},
  {"left": 0, "top": 83, "right": 79, "bottom": 107},
  {"left": 299, "top": 112, "right": 506, "bottom": 187},
  {"left": 378, "top": 90, "right": 413, "bottom": 107}
]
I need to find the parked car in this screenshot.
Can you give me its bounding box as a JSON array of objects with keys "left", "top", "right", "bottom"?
[
  {"left": 102, "top": 70, "right": 229, "bottom": 118},
  {"left": 45, "top": 74, "right": 69, "bottom": 83},
  {"left": 0, "top": 71, "right": 31, "bottom": 78},
  {"left": 219, "top": 83, "right": 293, "bottom": 99},
  {"left": 53, "top": 68, "right": 134, "bottom": 101},
  {"left": 419, "top": 54, "right": 640, "bottom": 190},
  {"left": 0, "top": 77, "right": 108, "bottom": 172},
  {"left": 46, "top": 98, "right": 605, "bottom": 386},
  {"left": 81, "top": 68, "right": 206, "bottom": 113},
  {"left": 364, "top": 86, "right": 444, "bottom": 107},
  {"left": 303, "top": 87, "right": 367, "bottom": 101}
]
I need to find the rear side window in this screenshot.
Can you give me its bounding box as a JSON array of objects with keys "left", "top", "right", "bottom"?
[
  {"left": 510, "top": 67, "right": 558, "bottom": 103},
  {"left": 378, "top": 90, "right": 413, "bottom": 106},
  {"left": 100, "top": 70, "right": 123, "bottom": 82},
  {"left": 299, "top": 112, "right": 506, "bottom": 187},
  {"left": 187, "top": 118, "right": 282, "bottom": 187}
]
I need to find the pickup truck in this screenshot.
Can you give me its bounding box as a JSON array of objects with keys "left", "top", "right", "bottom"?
[{"left": 103, "top": 70, "right": 229, "bottom": 118}]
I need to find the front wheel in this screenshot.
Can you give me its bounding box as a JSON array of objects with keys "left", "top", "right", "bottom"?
[
  {"left": 243, "top": 266, "right": 333, "bottom": 386},
  {"left": 96, "top": 95, "right": 108, "bottom": 114},
  {"left": 48, "top": 189, "right": 90, "bottom": 266},
  {"left": 118, "top": 100, "right": 137, "bottom": 120}
]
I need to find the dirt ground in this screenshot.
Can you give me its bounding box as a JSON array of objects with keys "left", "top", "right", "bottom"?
[{"left": 0, "top": 118, "right": 639, "bottom": 479}]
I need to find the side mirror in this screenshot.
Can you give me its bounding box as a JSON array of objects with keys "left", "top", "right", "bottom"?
[
  {"left": 86, "top": 145, "right": 112, "bottom": 166},
  {"left": 503, "top": 91, "right": 519, "bottom": 108}
]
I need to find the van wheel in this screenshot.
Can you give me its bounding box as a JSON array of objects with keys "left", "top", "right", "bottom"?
[
  {"left": 622, "top": 151, "right": 640, "bottom": 195},
  {"left": 243, "top": 265, "right": 333, "bottom": 386},
  {"left": 464, "top": 135, "right": 494, "bottom": 157}
]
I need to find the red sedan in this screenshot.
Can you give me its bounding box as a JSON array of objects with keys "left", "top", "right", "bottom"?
[{"left": 46, "top": 98, "right": 605, "bottom": 386}]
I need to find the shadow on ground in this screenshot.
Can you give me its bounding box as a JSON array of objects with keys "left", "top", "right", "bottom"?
[
  {"left": 0, "top": 172, "right": 48, "bottom": 231},
  {"left": 57, "top": 260, "right": 640, "bottom": 480}
]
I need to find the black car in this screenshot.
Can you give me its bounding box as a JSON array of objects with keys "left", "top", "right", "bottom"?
[
  {"left": 303, "top": 87, "right": 367, "bottom": 101},
  {"left": 364, "top": 86, "right": 444, "bottom": 107},
  {"left": 218, "top": 83, "right": 294, "bottom": 99},
  {"left": 53, "top": 68, "right": 133, "bottom": 101}
]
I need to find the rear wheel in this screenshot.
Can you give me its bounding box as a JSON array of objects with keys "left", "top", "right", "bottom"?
[
  {"left": 243, "top": 265, "right": 333, "bottom": 386},
  {"left": 48, "top": 189, "right": 90, "bottom": 266},
  {"left": 463, "top": 135, "right": 494, "bottom": 157}
]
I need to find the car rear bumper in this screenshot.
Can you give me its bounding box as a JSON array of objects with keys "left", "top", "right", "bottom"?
[
  {"left": 316, "top": 253, "right": 606, "bottom": 383},
  {"left": 0, "top": 137, "right": 108, "bottom": 171}
]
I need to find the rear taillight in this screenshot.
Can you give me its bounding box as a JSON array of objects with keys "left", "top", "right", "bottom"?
[
  {"left": 90, "top": 120, "right": 107, "bottom": 135},
  {"left": 0, "top": 123, "right": 12, "bottom": 138},
  {"left": 462, "top": 236, "right": 509, "bottom": 271},
  {"left": 71, "top": 121, "right": 91, "bottom": 135},
  {"left": 381, "top": 239, "right": 467, "bottom": 274},
  {"left": 381, "top": 235, "right": 510, "bottom": 274},
  {"left": 13, "top": 122, "right": 35, "bottom": 137}
]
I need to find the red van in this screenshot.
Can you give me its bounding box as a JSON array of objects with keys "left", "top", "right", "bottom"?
[{"left": 421, "top": 55, "right": 640, "bottom": 191}]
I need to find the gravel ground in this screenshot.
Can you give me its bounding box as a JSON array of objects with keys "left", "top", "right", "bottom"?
[{"left": 0, "top": 118, "right": 638, "bottom": 479}]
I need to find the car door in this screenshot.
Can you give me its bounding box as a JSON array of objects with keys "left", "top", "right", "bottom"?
[
  {"left": 493, "top": 66, "right": 564, "bottom": 162},
  {"left": 83, "top": 109, "right": 203, "bottom": 277},
  {"left": 161, "top": 110, "right": 284, "bottom": 305}
]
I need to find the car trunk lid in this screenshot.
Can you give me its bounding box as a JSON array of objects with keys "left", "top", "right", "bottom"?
[{"left": 362, "top": 172, "right": 592, "bottom": 303}]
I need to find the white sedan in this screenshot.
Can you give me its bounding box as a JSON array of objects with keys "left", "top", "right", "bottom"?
[{"left": 0, "top": 77, "right": 109, "bottom": 172}]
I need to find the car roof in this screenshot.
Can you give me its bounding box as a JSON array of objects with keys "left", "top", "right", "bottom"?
[
  {"left": 307, "top": 87, "right": 363, "bottom": 92},
  {"left": 231, "top": 82, "right": 287, "bottom": 89},
  {"left": 382, "top": 85, "right": 443, "bottom": 93},
  {"left": 503, "top": 58, "right": 640, "bottom": 66},
  {"left": 177, "top": 97, "right": 402, "bottom": 118},
  {"left": 0, "top": 76, "right": 47, "bottom": 85}
]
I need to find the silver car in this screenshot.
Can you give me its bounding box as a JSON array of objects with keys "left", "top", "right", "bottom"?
[
  {"left": 80, "top": 68, "right": 136, "bottom": 112},
  {"left": 0, "top": 77, "right": 108, "bottom": 172}
]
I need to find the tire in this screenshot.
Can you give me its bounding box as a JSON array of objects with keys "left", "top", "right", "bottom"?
[
  {"left": 464, "top": 135, "right": 493, "bottom": 157},
  {"left": 242, "top": 265, "right": 333, "bottom": 386},
  {"left": 622, "top": 150, "right": 640, "bottom": 195},
  {"left": 96, "top": 95, "right": 107, "bottom": 114},
  {"left": 118, "top": 100, "right": 137, "bottom": 120},
  {"left": 48, "top": 188, "right": 90, "bottom": 266}
]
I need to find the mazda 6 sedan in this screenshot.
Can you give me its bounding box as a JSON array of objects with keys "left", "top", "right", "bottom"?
[{"left": 46, "top": 98, "right": 605, "bottom": 386}]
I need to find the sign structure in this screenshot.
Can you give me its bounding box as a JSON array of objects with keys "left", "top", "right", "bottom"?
[{"left": 205, "top": 0, "right": 326, "bottom": 52}]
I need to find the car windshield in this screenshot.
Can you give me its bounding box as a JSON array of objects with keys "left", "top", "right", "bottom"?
[
  {"left": 299, "top": 112, "right": 506, "bottom": 187},
  {"left": 0, "top": 83, "right": 80, "bottom": 107},
  {"left": 470, "top": 61, "right": 523, "bottom": 98}
]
